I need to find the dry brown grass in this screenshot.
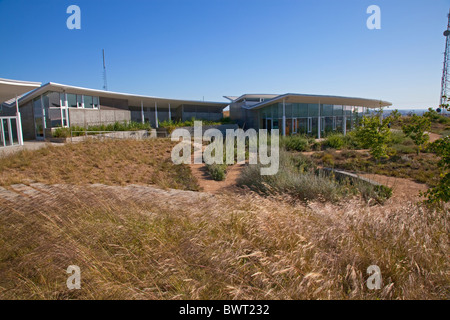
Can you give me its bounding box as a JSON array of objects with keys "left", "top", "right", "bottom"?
[
  {"left": 0, "top": 139, "right": 199, "bottom": 191},
  {"left": 0, "top": 184, "right": 448, "bottom": 300}
]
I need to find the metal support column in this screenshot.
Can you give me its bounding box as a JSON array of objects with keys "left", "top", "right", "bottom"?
[
  {"left": 168, "top": 103, "right": 171, "bottom": 122},
  {"left": 15, "top": 96, "right": 24, "bottom": 145},
  {"left": 282, "top": 98, "right": 286, "bottom": 136},
  {"left": 155, "top": 101, "right": 159, "bottom": 128},
  {"left": 318, "top": 101, "right": 321, "bottom": 139},
  {"left": 141, "top": 101, "right": 145, "bottom": 124}
]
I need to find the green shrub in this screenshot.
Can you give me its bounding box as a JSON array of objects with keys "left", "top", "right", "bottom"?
[
  {"left": 402, "top": 114, "right": 431, "bottom": 154},
  {"left": 324, "top": 133, "right": 345, "bottom": 149},
  {"left": 160, "top": 117, "right": 233, "bottom": 131},
  {"left": 321, "top": 153, "right": 335, "bottom": 167},
  {"left": 238, "top": 151, "right": 343, "bottom": 202},
  {"left": 206, "top": 164, "right": 227, "bottom": 181},
  {"left": 280, "top": 135, "right": 311, "bottom": 152},
  {"left": 52, "top": 127, "right": 71, "bottom": 138},
  {"left": 392, "top": 144, "right": 416, "bottom": 155},
  {"left": 351, "top": 180, "right": 392, "bottom": 204},
  {"left": 54, "top": 121, "right": 153, "bottom": 138},
  {"left": 354, "top": 111, "right": 392, "bottom": 159}
]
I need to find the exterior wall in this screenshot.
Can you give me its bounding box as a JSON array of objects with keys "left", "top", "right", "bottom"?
[
  {"left": 20, "top": 101, "right": 36, "bottom": 140},
  {"left": 181, "top": 104, "right": 223, "bottom": 122},
  {"left": 0, "top": 105, "right": 16, "bottom": 116},
  {"left": 68, "top": 108, "right": 131, "bottom": 127},
  {"left": 229, "top": 101, "right": 246, "bottom": 127},
  {"left": 99, "top": 97, "right": 128, "bottom": 110}
]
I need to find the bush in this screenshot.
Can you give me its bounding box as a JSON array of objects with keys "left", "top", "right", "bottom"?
[
  {"left": 206, "top": 164, "right": 227, "bottom": 181},
  {"left": 280, "top": 135, "right": 311, "bottom": 152},
  {"left": 52, "top": 121, "right": 153, "bottom": 138},
  {"left": 354, "top": 111, "right": 392, "bottom": 159},
  {"left": 238, "top": 151, "right": 343, "bottom": 202},
  {"left": 351, "top": 180, "right": 392, "bottom": 204},
  {"left": 423, "top": 136, "right": 450, "bottom": 204},
  {"left": 159, "top": 117, "right": 234, "bottom": 131},
  {"left": 324, "top": 133, "right": 345, "bottom": 149},
  {"left": 392, "top": 144, "right": 416, "bottom": 155},
  {"left": 402, "top": 114, "right": 431, "bottom": 154},
  {"left": 321, "top": 153, "right": 335, "bottom": 167},
  {"left": 52, "top": 127, "right": 71, "bottom": 138}
]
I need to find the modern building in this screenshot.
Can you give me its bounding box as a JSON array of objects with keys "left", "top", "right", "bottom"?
[
  {"left": 226, "top": 93, "right": 392, "bottom": 138},
  {"left": 1, "top": 77, "right": 393, "bottom": 145},
  {"left": 0, "top": 78, "right": 42, "bottom": 146},
  {"left": 0, "top": 81, "right": 228, "bottom": 141}
]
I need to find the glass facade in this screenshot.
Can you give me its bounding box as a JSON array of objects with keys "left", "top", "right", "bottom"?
[
  {"left": 31, "top": 91, "right": 101, "bottom": 138},
  {"left": 259, "top": 102, "right": 368, "bottom": 137}
]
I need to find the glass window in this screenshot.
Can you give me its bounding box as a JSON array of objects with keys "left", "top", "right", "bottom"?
[
  {"left": 344, "top": 106, "right": 353, "bottom": 116},
  {"left": 84, "top": 95, "right": 94, "bottom": 109},
  {"left": 10, "top": 120, "right": 18, "bottom": 145},
  {"left": 308, "top": 104, "right": 319, "bottom": 117},
  {"left": 322, "top": 104, "right": 334, "bottom": 117},
  {"left": 333, "top": 105, "right": 343, "bottom": 116},
  {"left": 77, "top": 95, "right": 83, "bottom": 108},
  {"left": 42, "top": 94, "right": 49, "bottom": 110},
  {"left": 33, "top": 97, "right": 43, "bottom": 116},
  {"left": 296, "top": 104, "right": 308, "bottom": 117},
  {"left": 273, "top": 119, "right": 279, "bottom": 129},
  {"left": 285, "top": 103, "right": 292, "bottom": 118},
  {"left": 93, "top": 97, "right": 99, "bottom": 108},
  {"left": 67, "top": 94, "right": 77, "bottom": 108},
  {"left": 44, "top": 92, "right": 61, "bottom": 108},
  {"left": 60, "top": 93, "right": 66, "bottom": 107}
]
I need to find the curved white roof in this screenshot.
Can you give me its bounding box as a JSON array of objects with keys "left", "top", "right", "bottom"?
[
  {"left": 0, "top": 78, "right": 41, "bottom": 103},
  {"left": 241, "top": 93, "right": 392, "bottom": 109}
]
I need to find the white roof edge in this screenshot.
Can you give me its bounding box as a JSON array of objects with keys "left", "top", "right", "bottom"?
[
  {"left": 245, "top": 93, "right": 392, "bottom": 109},
  {"left": 0, "top": 78, "right": 41, "bottom": 87},
  {"left": 223, "top": 96, "right": 239, "bottom": 101},
  {"left": 17, "top": 82, "right": 229, "bottom": 107}
]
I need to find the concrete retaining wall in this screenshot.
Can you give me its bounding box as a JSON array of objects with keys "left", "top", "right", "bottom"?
[
  {"left": 68, "top": 108, "right": 131, "bottom": 127},
  {"left": 321, "top": 168, "right": 382, "bottom": 186},
  {"left": 47, "top": 130, "right": 157, "bottom": 143}
]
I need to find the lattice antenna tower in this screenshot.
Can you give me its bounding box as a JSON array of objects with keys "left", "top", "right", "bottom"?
[
  {"left": 102, "top": 49, "right": 108, "bottom": 91},
  {"left": 440, "top": 10, "right": 450, "bottom": 111}
]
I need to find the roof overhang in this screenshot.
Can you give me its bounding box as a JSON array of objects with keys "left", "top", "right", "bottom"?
[
  {"left": 0, "top": 78, "right": 41, "bottom": 103},
  {"left": 245, "top": 93, "right": 392, "bottom": 110},
  {"left": 17, "top": 82, "right": 229, "bottom": 109},
  {"left": 226, "top": 94, "right": 281, "bottom": 103}
]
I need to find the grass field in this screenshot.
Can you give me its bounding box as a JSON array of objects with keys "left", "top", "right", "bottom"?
[
  {"left": 0, "top": 139, "right": 199, "bottom": 191},
  {"left": 0, "top": 138, "right": 448, "bottom": 300},
  {"left": 0, "top": 185, "right": 447, "bottom": 299}
]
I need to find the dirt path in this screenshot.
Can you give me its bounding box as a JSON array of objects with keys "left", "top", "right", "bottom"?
[
  {"left": 428, "top": 132, "right": 442, "bottom": 143},
  {"left": 358, "top": 173, "right": 428, "bottom": 200},
  {"left": 189, "top": 163, "right": 245, "bottom": 194}
]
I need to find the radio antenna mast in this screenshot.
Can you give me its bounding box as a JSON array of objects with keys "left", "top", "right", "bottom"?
[
  {"left": 102, "top": 49, "right": 108, "bottom": 91},
  {"left": 440, "top": 10, "right": 450, "bottom": 112}
]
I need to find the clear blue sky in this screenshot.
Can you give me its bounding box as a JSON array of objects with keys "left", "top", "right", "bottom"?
[{"left": 1, "top": 0, "right": 449, "bottom": 109}]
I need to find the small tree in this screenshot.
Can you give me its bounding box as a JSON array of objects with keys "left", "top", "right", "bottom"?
[
  {"left": 424, "top": 136, "right": 449, "bottom": 204},
  {"left": 402, "top": 114, "right": 431, "bottom": 154},
  {"left": 424, "top": 108, "right": 440, "bottom": 121},
  {"left": 389, "top": 109, "right": 402, "bottom": 124},
  {"left": 355, "top": 109, "right": 392, "bottom": 160}
]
